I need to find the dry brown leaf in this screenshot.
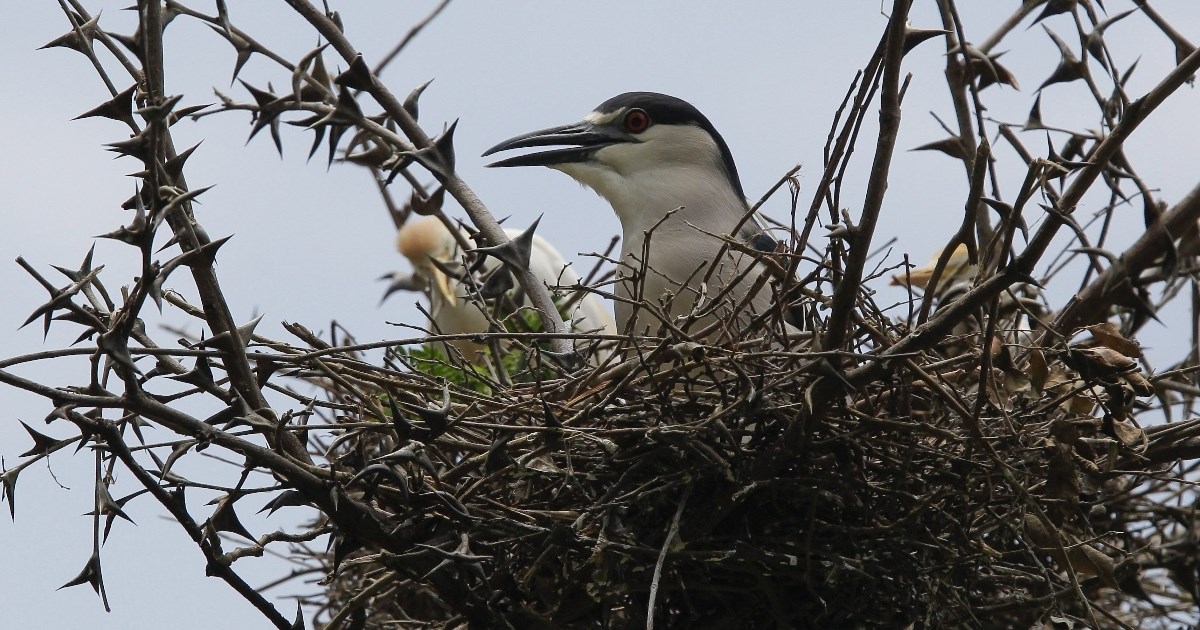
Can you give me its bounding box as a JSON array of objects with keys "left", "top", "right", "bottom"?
[
  {"left": 1048, "top": 417, "right": 1082, "bottom": 445},
  {"left": 1084, "top": 322, "right": 1143, "bottom": 358},
  {"left": 1065, "top": 345, "right": 1138, "bottom": 378},
  {"left": 1024, "top": 514, "right": 1119, "bottom": 589},
  {"left": 1004, "top": 370, "right": 1032, "bottom": 395},
  {"left": 1122, "top": 370, "right": 1154, "bottom": 397},
  {"left": 1109, "top": 417, "right": 1147, "bottom": 451},
  {"left": 520, "top": 453, "right": 563, "bottom": 473},
  {"left": 1044, "top": 442, "right": 1081, "bottom": 501},
  {"left": 1028, "top": 348, "right": 1049, "bottom": 393},
  {"left": 1044, "top": 366, "right": 1100, "bottom": 414},
  {"left": 1065, "top": 386, "right": 1101, "bottom": 415},
  {"left": 1044, "top": 367, "right": 1076, "bottom": 390}
]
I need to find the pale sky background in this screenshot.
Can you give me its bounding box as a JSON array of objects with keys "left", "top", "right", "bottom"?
[{"left": 2, "top": 2, "right": 1199, "bottom": 628}]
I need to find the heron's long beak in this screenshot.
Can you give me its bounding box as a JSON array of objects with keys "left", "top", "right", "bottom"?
[
  {"left": 379, "top": 268, "right": 458, "bottom": 307},
  {"left": 482, "top": 121, "right": 628, "bottom": 168},
  {"left": 429, "top": 267, "right": 457, "bottom": 307}
]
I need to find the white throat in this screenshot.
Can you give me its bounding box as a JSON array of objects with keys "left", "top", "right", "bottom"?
[{"left": 553, "top": 125, "right": 748, "bottom": 253}]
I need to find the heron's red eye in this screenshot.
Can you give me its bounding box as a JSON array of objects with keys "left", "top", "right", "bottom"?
[{"left": 623, "top": 109, "right": 650, "bottom": 133}]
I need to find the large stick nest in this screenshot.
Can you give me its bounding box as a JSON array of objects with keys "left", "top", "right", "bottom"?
[
  {"left": 8, "top": 3, "right": 1200, "bottom": 630},
  {"left": 295, "top": 278, "right": 1193, "bottom": 629}
]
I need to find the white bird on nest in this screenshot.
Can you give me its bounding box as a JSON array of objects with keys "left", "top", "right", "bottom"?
[{"left": 383, "top": 215, "right": 616, "bottom": 363}]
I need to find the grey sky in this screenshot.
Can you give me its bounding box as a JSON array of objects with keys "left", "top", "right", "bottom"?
[{"left": 3, "top": 2, "right": 1199, "bottom": 627}]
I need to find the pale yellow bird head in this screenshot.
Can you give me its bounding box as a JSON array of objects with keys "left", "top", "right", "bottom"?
[
  {"left": 395, "top": 216, "right": 462, "bottom": 306},
  {"left": 892, "top": 243, "right": 975, "bottom": 292}
]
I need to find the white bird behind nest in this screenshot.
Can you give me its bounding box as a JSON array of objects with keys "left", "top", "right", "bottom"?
[
  {"left": 891, "top": 243, "right": 977, "bottom": 294},
  {"left": 386, "top": 216, "right": 616, "bottom": 363}
]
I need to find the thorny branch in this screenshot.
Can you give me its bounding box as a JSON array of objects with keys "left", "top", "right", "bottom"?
[{"left": 7, "top": 1, "right": 1200, "bottom": 628}]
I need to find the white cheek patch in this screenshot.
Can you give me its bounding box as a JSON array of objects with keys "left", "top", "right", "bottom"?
[
  {"left": 639, "top": 125, "right": 722, "bottom": 159},
  {"left": 551, "top": 124, "right": 737, "bottom": 231},
  {"left": 595, "top": 125, "right": 723, "bottom": 175},
  {"left": 585, "top": 109, "right": 623, "bottom": 126}
]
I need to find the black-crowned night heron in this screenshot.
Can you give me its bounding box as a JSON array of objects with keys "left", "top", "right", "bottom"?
[
  {"left": 483, "top": 92, "right": 783, "bottom": 339},
  {"left": 384, "top": 215, "right": 616, "bottom": 362}
]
